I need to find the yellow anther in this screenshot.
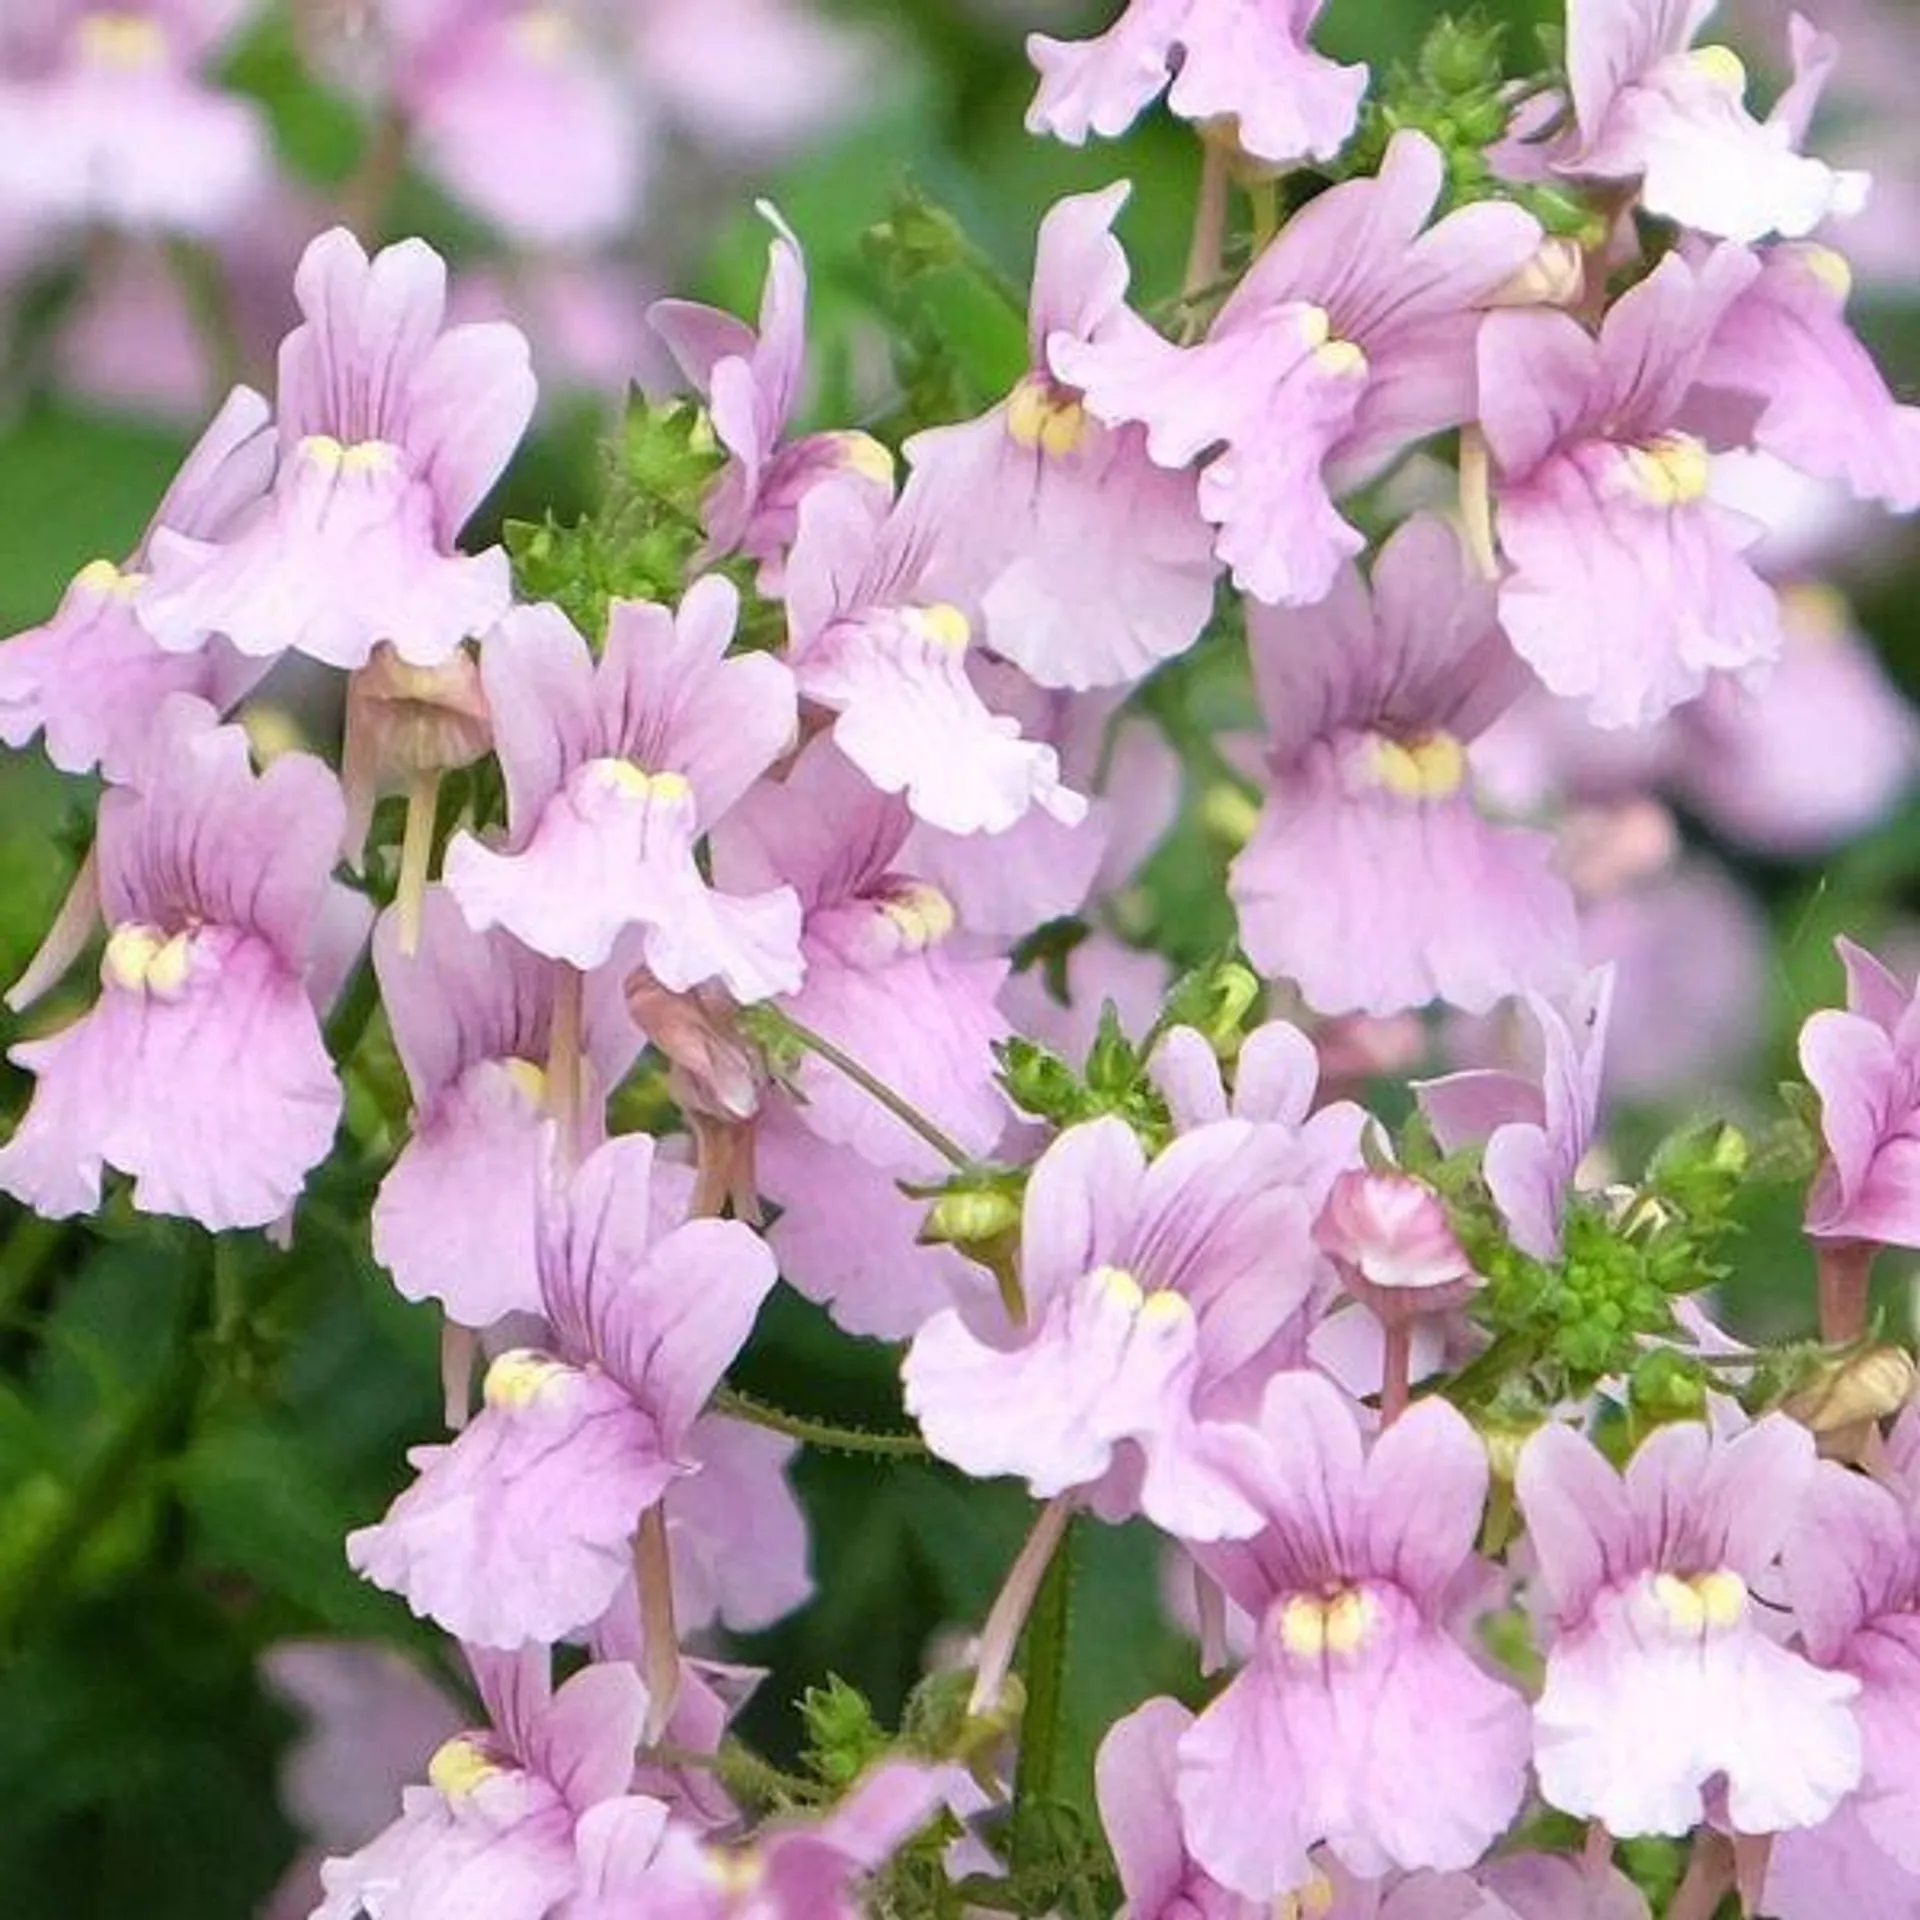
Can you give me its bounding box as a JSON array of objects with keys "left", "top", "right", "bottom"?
[
  {"left": 1296, "top": 305, "right": 1333, "bottom": 351},
  {"left": 880, "top": 882, "right": 957, "bottom": 949},
  {"left": 589, "top": 758, "right": 690, "bottom": 804},
  {"left": 1626, "top": 433, "right": 1711, "bottom": 508},
  {"left": 102, "top": 924, "right": 165, "bottom": 994},
  {"left": 1091, "top": 1265, "right": 1147, "bottom": 1314},
  {"left": 511, "top": 6, "right": 574, "bottom": 58},
  {"left": 1276, "top": 1872, "right": 1339, "bottom": 1920},
  {"left": 78, "top": 11, "right": 169, "bottom": 68},
  {"left": 1314, "top": 339, "right": 1369, "bottom": 380},
  {"left": 427, "top": 1735, "right": 501, "bottom": 1801},
  {"left": 831, "top": 431, "right": 896, "bottom": 487},
  {"left": 1653, "top": 1571, "right": 1705, "bottom": 1631},
  {"left": 73, "top": 558, "right": 144, "bottom": 600},
  {"left": 1279, "top": 1594, "right": 1328, "bottom": 1657},
  {"left": 648, "top": 769, "right": 692, "bottom": 803},
  {"left": 702, "top": 1848, "right": 765, "bottom": 1895},
  {"left": 917, "top": 603, "right": 971, "bottom": 651},
  {"left": 1005, "top": 375, "right": 1089, "bottom": 458},
  {"left": 1694, "top": 1569, "right": 1749, "bottom": 1628},
  {"left": 502, "top": 1057, "right": 549, "bottom": 1105},
  {"left": 1138, "top": 1289, "right": 1195, "bottom": 1330},
  {"left": 1793, "top": 243, "right": 1854, "bottom": 302},
  {"left": 481, "top": 1349, "right": 571, "bottom": 1410},
  {"left": 1688, "top": 44, "right": 1748, "bottom": 92},
  {"left": 300, "top": 434, "right": 398, "bottom": 476},
  {"left": 1323, "top": 1587, "right": 1374, "bottom": 1654},
  {"left": 1370, "top": 730, "right": 1467, "bottom": 801},
  {"left": 144, "top": 932, "right": 194, "bottom": 998},
  {"left": 1279, "top": 1587, "right": 1375, "bottom": 1659},
  {"left": 300, "top": 434, "right": 346, "bottom": 473}
]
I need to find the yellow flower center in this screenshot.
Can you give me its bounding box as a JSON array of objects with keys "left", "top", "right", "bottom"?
[
  {"left": 1792, "top": 243, "right": 1854, "bottom": 302},
  {"left": 880, "top": 882, "right": 957, "bottom": 950},
  {"left": 1088, "top": 1264, "right": 1192, "bottom": 1328},
  {"left": 1276, "top": 1873, "right": 1339, "bottom": 1920},
  {"left": 914, "top": 603, "right": 972, "bottom": 652},
  {"left": 1278, "top": 1587, "right": 1377, "bottom": 1659},
  {"left": 1625, "top": 432, "right": 1711, "bottom": 508},
  {"left": 300, "top": 435, "right": 402, "bottom": 477},
  {"left": 1653, "top": 1568, "right": 1749, "bottom": 1633},
  {"left": 1368, "top": 730, "right": 1468, "bottom": 801},
  {"left": 1688, "top": 44, "right": 1748, "bottom": 92},
  {"left": 1297, "top": 305, "right": 1368, "bottom": 379},
  {"left": 588, "top": 759, "right": 692, "bottom": 804},
  {"left": 102, "top": 923, "right": 195, "bottom": 999},
  {"left": 702, "top": 1847, "right": 765, "bottom": 1895},
  {"left": 427, "top": 1735, "right": 502, "bottom": 1801},
  {"left": 73, "top": 558, "right": 145, "bottom": 601},
  {"left": 501, "top": 1057, "right": 549, "bottom": 1104},
  {"left": 78, "top": 11, "right": 169, "bottom": 68},
  {"left": 1006, "top": 376, "right": 1090, "bottom": 458},
  {"left": 830, "top": 431, "right": 897, "bottom": 487},
  {"left": 481, "top": 1349, "right": 572, "bottom": 1410}
]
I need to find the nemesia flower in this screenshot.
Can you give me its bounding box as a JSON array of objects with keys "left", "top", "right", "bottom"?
[
  {"left": 903, "top": 1113, "right": 1343, "bottom": 1540},
  {"left": 0, "top": 384, "right": 273, "bottom": 781},
  {"left": 1516, "top": 1414, "right": 1861, "bottom": 1837},
  {"left": 1551, "top": 2, "right": 1868, "bottom": 243},
  {"left": 651, "top": 206, "right": 891, "bottom": 582},
  {"left": 370, "top": 889, "right": 642, "bottom": 1327},
  {"left": 1315, "top": 1167, "right": 1479, "bottom": 1323},
  {"left": 901, "top": 182, "right": 1218, "bottom": 691},
  {"left": 564, "top": 1757, "right": 960, "bottom": 1920},
  {"left": 1177, "top": 1373, "right": 1531, "bottom": 1896},
  {"left": 381, "top": 0, "right": 647, "bottom": 248},
  {"left": 1773, "top": 1418, "right": 1920, "bottom": 1901},
  {"left": 138, "top": 227, "right": 535, "bottom": 671},
  {"left": 1026, "top": 0, "right": 1366, "bottom": 168},
  {"left": 782, "top": 479, "right": 1087, "bottom": 837},
  {"left": 315, "top": 1644, "right": 662, "bottom": 1920},
  {"left": 443, "top": 577, "right": 805, "bottom": 1000},
  {"left": 1054, "top": 131, "right": 1542, "bottom": 607},
  {"left": 713, "top": 736, "right": 1010, "bottom": 1168},
  {"left": 1230, "top": 513, "right": 1578, "bottom": 1016},
  {"left": 1800, "top": 938, "right": 1920, "bottom": 1246},
  {"left": 1478, "top": 245, "right": 1781, "bottom": 729},
  {"left": 346, "top": 1132, "right": 778, "bottom": 1647},
  {"left": 1417, "top": 967, "right": 1615, "bottom": 1262},
  {"left": 0, "top": 697, "right": 363, "bottom": 1230},
  {"left": 0, "top": 0, "right": 269, "bottom": 237}
]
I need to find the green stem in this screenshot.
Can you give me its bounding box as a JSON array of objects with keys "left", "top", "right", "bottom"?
[
  {"left": 323, "top": 948, "right": 382, "bottom": 1067},
  {"left": 779, "top": 1015, "right": 972, "bottom": 1170},
  {"left": 1011, "top": 1512, "right": 1076, "bottom": 1865},
  {"left": 711, "top": 1384, "right": 930, "bottom": 1459}
]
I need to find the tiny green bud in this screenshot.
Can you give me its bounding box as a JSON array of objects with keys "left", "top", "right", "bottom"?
[
  {"left": 1630, "top": 1348, "right": 1708, "bottom": 1425},
  {"left": 921, "top": 1186, "right": 1023, "bottom": 1249}
]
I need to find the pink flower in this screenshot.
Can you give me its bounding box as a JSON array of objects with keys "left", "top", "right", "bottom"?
[
  {"left": 901, "top": 184, "right": 1217, "bottom": 690},
  {"left": 1516, "top": 1414, "right": 1861, "bottom": 1837},
  {"left": 370, "top": 888, "right": 642, "bottom": 1327},
  {"left": 1027, "top": 0, "right": 1366, "bottom": 168},
  {"left": 1479, "top": 245, "right": 1782, "bottom": 729},
  {"left": 1178, "top": 1373, "right": 1531, "bottom": 1896},
  {"left": 0, "top": 0, "right": 269, "bottom": 237},
  {"left": 1315, "top": 1168, "right": 1479, "bottom": 1322},
  {"left": 138, "top": 227, "right": 535, "bottom": 671},
  {"left": 651, "top": 207, "right": 890, "bottom": 584},
  {"left": 1553, "top": 2, "right": 1868, "bottom": 243},
  {"left": 315, "top": 1645, "right": 663, "bottom": 1920},
  {"left": 904, "top": 1114, "right": 1342, "bottom": 1541},
  {"left": 0, "top": 697, "right": 364, "bottom": 1230},
  {"left": 1417, "top": 968, "right": 1615, "bottom": 1262},
  {"left": 0, "top": 384, "right": 273, "bottom": 780},
  {"left": 1800, "top": 939, "right": 1920, "bottom": 1246},
  {"left": 1055, "top": 132, "right": 1541, "bottom": 608},
  {"left": 346, "top": 1133, "right": 777, "bottom": 1648},
  {"left": 783, "top": 479, "right": 1087, "bottom": 837},
  {"left": 443, "top": 577, "right": 804, "bottom": 1000}
]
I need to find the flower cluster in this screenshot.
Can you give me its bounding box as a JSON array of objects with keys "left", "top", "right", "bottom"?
[{"left": 1, "top": 2, "right": 1919, "bottom": 1917}]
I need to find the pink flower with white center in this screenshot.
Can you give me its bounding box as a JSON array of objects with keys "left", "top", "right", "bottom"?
[
  {"left": 0, "top": 0, "right": 268, "bottom": 237},
  {"left": 138, "top": 227, "right": 535, "bottom": 671},
  {"left": 443, "top": 577, "right": 804, "bottom": 1001},
  {"left": 381, "top": 0, "right": 647, "bottom": 248},
  {"left": 783, "top": 479, "right": 1087, "bottom": 838},
  {"left": 1026, "top": 0, "right": 1366, "bottom": 169},
  {"left": 1315, "top": 1169, "right": 1479, "bottom": 1321},
  {"left": 1230, "top": 513, "right": 1579, "bottom": 1016},
  {"left": 904, "top": 1114, "right": 1340, "bottom": 1542},
  {"left": 346, "top": 1133, "right": 777, "bottom": 1649},
  {"left": 713, "top": 736, "right": 1010, "bottom": 1171},
  {"left": 1478, "top": 245, "right": 1781, "bottom": 730},
  {"left": 315, "top": 1645, "right": 664, "bottom": 1920},
  {"left": 1417, "top": 967, "right": 1615, "bottom": 1262},
  {"left": 651, "top": 206, "right": 892, "bottom": 585},
  {"left": 1552, "top": 2, "right": 1867, "bottom": 243},
  {"left": 1177, "top": 1373, "right": 1531, "bottom": 1897},
  {"left": 1054, "top": 131, "right": 1542, "bottom": 609},
  {"left": 0, "top": 697, "right": 366, "bottom": 1231},
  {"left": 900, "top": 183, "right": 1217, "bottom": 691},
  {"left": 370, "top": 888, "right": 642, "bottom": 1328},
  {"left": 1695, "top": 241, "right": 1920, "bottom": 513},
  {"left": 0, "top": 383, "right": 273, "bottom": 781},
  {"left": 1516, "top": 1414, "right": 1861, "bottom": 1838},
  {"left": 1799, "top": 939, "right": 1920, "bottom": 1248},
  {"left": 1773, "top": 1412, "right": 1920, "bottom": 1902}
]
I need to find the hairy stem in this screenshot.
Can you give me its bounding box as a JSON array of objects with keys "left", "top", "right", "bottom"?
[
  {"left": 711, "top": 1384, "right": 929, "bottom": 1459},
  {"left": 1011, "top": 1510, "right": 1076, "bottom": 1868}
]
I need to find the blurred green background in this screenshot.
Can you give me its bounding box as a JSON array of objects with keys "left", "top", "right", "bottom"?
[{"left": 0, "top": 2, "right": 1915, "bottom": 1913}]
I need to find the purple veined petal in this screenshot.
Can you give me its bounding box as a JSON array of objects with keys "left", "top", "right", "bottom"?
[
  {"left": 522, "top": 1660, "right": 650, "bottom": 1817},
  {"left": 1018, "top": 1116, "right": 1149, "bottom": 1311},
  {"left": 1027, "top": 180, "right": 1135, "bottom": 354},
  {"left": 1025, "top": 0, "right": 1189, "bottom": 147},
  {"left": 1782, "top": 1461, "right": 1912, "bottom": 1666},
  {"left": 1360, "top": 1396, "right": 1490, "bottom": 1605}
]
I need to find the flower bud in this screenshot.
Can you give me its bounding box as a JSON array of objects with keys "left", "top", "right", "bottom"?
[
  {"left": 1784, "top": 1346, "right": 1917, "bottom": 1436},
  {"left": 1487, "top": 237, "right": 1587, "bottom": 311},
  {"left": 921, "top": 1186, "right": 1022, "bottom": 1250}
]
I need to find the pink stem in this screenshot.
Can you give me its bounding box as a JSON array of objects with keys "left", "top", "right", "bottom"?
[
  {"left": 968, "top": 1492, "right": 1075, "bottom": 1720},
  {"left": 1817, "top": 1238, "right": 1876, "bottom": 1346},
  {"left": 1380, "top": 1319, "right": 1413, "bottom": 1428}
]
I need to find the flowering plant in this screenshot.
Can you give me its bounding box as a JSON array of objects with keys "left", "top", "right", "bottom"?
[{"left": 1, "top": 4, "right": 1919, "bottom": 1918}]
